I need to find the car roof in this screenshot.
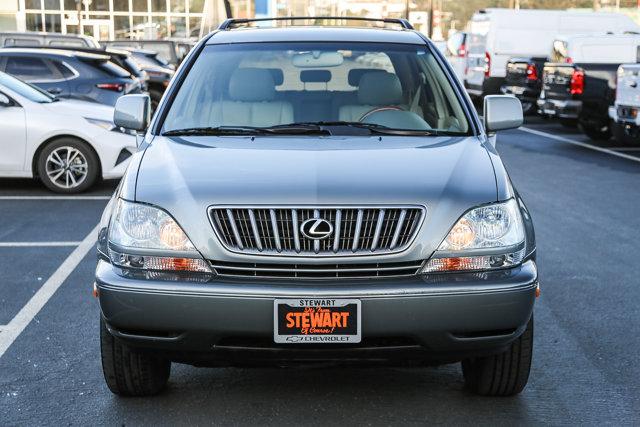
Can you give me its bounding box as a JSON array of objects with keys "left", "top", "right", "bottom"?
[
  {"left": 0, "top": 47, "right": 109, "bottom": 60},
  {"left": 0, "top": 31, "right": 90, "bottom": 39},
  {"left": 555, "top": 32, "right": 640, "bottom": 42},
  {"left": 206, "top": 27, "right": 426, "bottom": 45}
]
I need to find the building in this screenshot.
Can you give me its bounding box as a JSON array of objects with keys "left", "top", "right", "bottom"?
[{"left": 0, "top": 0, "right": 251, "bottom": 40}]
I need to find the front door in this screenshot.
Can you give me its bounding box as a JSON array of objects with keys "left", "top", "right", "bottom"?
[{"left": 0, "top": 93, "right": 27, "bottom": 172}]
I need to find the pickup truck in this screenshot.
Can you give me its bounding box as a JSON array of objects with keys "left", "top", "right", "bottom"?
[
  {"left": 609, "top": 63, "right": 640, "bottom": 145},
  {"left": 501, "top": 57, "right": 546, "bottom": 115},
  {"left": 537, "top": 62, "right": 618, "bottom": 140}
]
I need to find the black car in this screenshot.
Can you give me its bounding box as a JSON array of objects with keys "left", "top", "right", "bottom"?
[
  {"left": 20, "top": 45, "right": 149, "bottom": 91},
  {"left": 0, "top": 48, "right": 143, "bottom": 106},
  {"left": 501, "top": 57, "right": 546, "bottom": 115},
  {"left": 127, "top": 49, "right": 175, "bottom": 110},
  {"left": 103, "top": 40, "right": 192, "bottom": 67}
]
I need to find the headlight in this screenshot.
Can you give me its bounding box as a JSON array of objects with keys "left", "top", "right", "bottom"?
[
  {"left": 422, "top": 199, "right": 525, "bottom": 273},
  {"left": 108, "top": 199, "right": 211, "bottom": 275}
]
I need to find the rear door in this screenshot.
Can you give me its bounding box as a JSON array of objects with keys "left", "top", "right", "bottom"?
[{"left": 2, "top": 56, "right": 70, "bottom": 97}]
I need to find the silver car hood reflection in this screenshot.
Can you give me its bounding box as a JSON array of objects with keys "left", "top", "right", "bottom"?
[{"left": 134, "top": 135, "right": 498, "bottom": 262}]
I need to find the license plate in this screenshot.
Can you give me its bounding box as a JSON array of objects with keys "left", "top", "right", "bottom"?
[{"left": 273, "top": 299, "right": 361, "bottom": 344}]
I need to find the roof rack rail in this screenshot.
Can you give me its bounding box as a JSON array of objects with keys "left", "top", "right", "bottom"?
[{"left": 218, "top": 17, "right": 414, "bottom": 31}]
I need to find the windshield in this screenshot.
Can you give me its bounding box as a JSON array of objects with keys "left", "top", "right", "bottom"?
[
  {"left": 0, "top": 71, "right": 55, "bottom": 103},
  {"left": 162, "top": 42, "right": 471, "bottom": 135}
]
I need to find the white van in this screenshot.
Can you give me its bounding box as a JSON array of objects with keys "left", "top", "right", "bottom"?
[{"left": 465, "top": 8, "right": 639, "bottom": 98}]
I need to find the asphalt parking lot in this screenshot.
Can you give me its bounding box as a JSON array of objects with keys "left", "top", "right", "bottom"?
[{"left": 1, "top": 118, "right": 639, "bottom": 425}]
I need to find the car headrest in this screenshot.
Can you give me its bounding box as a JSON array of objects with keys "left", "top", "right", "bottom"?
[
  {"left": 265, "top": 68, "right": 284, "bottom": 86},
  {"left": 357, "top": 72, "right": 403, "bottom": 105},
  {"left": 300, "top": 69, "right": 331, "bottom": 83},
  {"left": 229, "top": 68, "right": 275, "bottom": 102},
  {"left": 348, "top": 68, "right": 386, "bottom": 86}
]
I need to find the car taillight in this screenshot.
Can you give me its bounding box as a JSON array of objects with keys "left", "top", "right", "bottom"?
[
  {"left": 457, "top": 44, "right": 466, "bottom": 58},
  {"left": 526, "top": 63, "right": 538, "bottom": 81},
  {"left": 96, "top": 83, "right": 125, "bottom": 92},
  {"left": 570, "top": 69, "right": 584, "bottom": 95},
  {"left": 484, "top": 52, "right": 491, "bottom": 77}
]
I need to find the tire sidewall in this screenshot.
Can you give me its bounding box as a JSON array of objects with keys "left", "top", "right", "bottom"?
[{"left": 37, "top": 138, "right": 99, "bottom": 194}]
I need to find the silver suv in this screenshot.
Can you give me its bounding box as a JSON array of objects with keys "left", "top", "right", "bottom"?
[{"left": 96, "top": 17, "right": 537, "bottom": 397}]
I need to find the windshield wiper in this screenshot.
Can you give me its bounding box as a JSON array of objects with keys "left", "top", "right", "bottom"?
[
  {"left": 162, "top": 126, "right": 269, "bottom": 136},
  {"left": 273, "top": 121, "right": 442, "bottom": 136},
  {"left": 162, "top": 125, "right": 328, "bottom": 136}
]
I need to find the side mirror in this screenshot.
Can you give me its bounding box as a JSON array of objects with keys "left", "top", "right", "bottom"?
[
  {"left": 0, "top": 93, "right": 12, "bottom": 107},
  {"left": 114, "top": 94, "right": 150, "bottom": 132},
  {"left": 483, "top": 95, "right": 523, "bottom": 133}
]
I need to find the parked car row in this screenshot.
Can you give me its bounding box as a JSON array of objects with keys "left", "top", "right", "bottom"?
[
  {"left": 445, "top": 8, "right": 640, "bottom": 144},
  {"left": 0, "top": 31, "right": 190, "bottom": 193}
]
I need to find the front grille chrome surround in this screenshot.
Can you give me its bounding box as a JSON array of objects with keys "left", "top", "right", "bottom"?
[
  {"left": 209, "top": 206, "right": 425, "bottom": 257},
  {"left": 210, "top": 260, "right": 424, "bottom": 280}
]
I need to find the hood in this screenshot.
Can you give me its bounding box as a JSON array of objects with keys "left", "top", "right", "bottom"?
[
  {"left": 42, "top": 98, "right": 114, "bottom": 122},
  {"left": 134, "top": 135, "right": 498, "bottom": 261}
]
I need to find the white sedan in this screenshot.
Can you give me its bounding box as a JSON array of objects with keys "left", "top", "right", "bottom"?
[{"left": 0, "top": 72, "right": 137, "bottom": 193}]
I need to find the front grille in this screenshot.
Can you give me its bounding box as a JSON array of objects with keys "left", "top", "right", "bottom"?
[
  {"left": 210, "top": 259, "right": 424, "bottom": 279},
  {"left": 209, "top": 206, "right": 424, "bottom": 256}
]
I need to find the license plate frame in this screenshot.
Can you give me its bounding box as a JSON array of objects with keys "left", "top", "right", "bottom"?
[{"left": 273, "top": 298, "right": 361, "bottom": 344}]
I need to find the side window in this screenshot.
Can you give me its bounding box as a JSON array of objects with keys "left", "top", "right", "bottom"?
[
  {"left": 52, "top": 60, "right": 75, "bottom": 78},
  {"left": 48, "top": 40, "right": 86, "bottom": 47},
  {"left": 4, "top": 38, "right": 41, "bottom": 47},
  {"left": 5, "top": 57, "right": 57, "bottom": 80}
]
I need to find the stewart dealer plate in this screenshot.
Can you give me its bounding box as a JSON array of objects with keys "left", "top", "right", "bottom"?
[{"left": 274, "top": 299, "right": 361, "bottom": 344}]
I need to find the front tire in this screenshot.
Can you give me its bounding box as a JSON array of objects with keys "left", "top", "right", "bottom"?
[
  {"left": 37, "top": 138, "right": 99, "bottom": 193},
  {"left": 100, "top": 318, "right": 171, "bottom": 397},
  {"left": 462, "top": 317, "right": 533, "bottom": 396}
]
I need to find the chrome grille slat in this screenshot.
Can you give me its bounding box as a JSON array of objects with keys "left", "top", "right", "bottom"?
[
  {"left": 352, "top": 209, "right": 364, "bottom": 252},
  {"left": 291, "top": 209, "right": 301, "bottom": 253},
  {"left": 269, "top": 209, "right": 282, "bottom": 252},
  {"left": 210, "top": 206, "right": 424, "bottom": 257},
  {"left": 210, "top": 259, "right": 424, "bottom": 280},
  {"left": 225, "top": 209, "right": 244, "bottom": 250},
  {"left": 247, "top": 210, "right": 262, "bottom": 251},
  {"left": 333, "top": 209, "right": 342, "bottom": 253},
  {"left": 389, "top": 209, "right": 407, "bottom": 249},
  {"left": 313, "top": 209, "right": 320, "bottom": 254},
  {"left": 371, "top": 209, "right": 385, "bottom": 251}
]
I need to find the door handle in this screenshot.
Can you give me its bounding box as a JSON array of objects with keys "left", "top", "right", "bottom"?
[{"left": 47, "top": 88, "right": 62, "bottom": 95}]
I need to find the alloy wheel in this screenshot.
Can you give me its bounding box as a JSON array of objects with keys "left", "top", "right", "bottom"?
[{"left": 45, "top": 146, "right": 89, "bottom": 189}]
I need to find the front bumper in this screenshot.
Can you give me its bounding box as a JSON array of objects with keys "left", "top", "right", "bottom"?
[
  {"left": 96, "top": 259, "right": 538, "bottom": 365},
  {"left": 537, "top": 97, "right": 582, "bottom": 119}
]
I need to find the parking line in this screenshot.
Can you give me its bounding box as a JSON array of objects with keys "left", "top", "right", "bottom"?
[
  {"left": 0, "top": 224, "right": 100, "bottom": 359},
  {"left": 0, "top": 196, "right": 111, "bottom": 200},
  {"left": 519, "top": 127, "right": 640, "bottom": 164},
  {"left": 0, "top": 242, "right": 81, "bottom": 247}
]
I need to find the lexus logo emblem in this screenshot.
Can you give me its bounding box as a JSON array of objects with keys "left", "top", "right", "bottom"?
[{"left": 300, "top": 218, "right": 333, "bottom": 240}]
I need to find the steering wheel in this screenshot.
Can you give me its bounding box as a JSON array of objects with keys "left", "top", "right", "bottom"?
[{"left": 359, "top": 105, "right": 404, "bottom": 122}]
